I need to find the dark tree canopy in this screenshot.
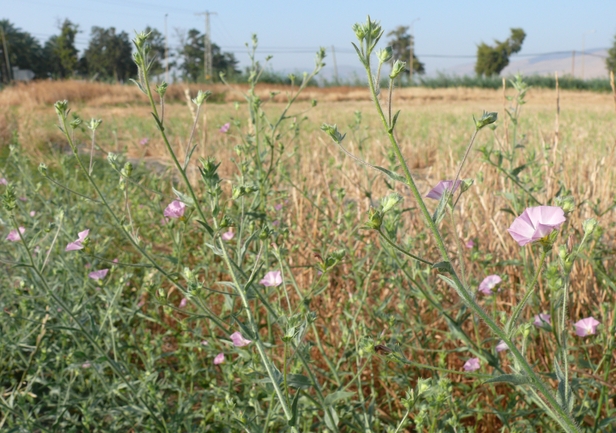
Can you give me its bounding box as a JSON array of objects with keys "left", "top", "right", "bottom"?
[
  {"left": 475, "top": 28, "right": 526, "bottom": 76},
  {"left": 606, "top": 33, "right": 616, "bottom": 74},
  {"left": 177, "top": 28, "right": 239, "bottom": 82},
  {"left": 0, "top": 19, "right": 46, "bottom": 82},
  {"left": 386, "top": 25, "right": 425, "bottom": 75},
  {"left": 43, "top": 19, "right": 79, "bottom": 79},
  {"left": 82, "top": 26, "right": 136, "bottom": 81}
]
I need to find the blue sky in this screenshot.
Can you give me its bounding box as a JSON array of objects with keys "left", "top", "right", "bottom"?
[{"left": 4, "top": 0, "right": 616, "bottom": 76}]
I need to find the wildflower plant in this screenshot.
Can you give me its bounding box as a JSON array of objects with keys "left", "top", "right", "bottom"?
[{"left": 320, "top": 15, "right": 607, "bottom": 433}]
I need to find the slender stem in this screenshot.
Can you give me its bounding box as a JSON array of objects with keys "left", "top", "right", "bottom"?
[{"left": 377, "top": 229, "right": 433, "bottom": 266}]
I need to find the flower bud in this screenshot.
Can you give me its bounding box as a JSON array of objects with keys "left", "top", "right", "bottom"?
[
  {"left": 352, "top": 23, "right": 367, "bottom": 42},
  {"left": 582, "top": 218, "right": 598, "bottom": 236},
  {"left": 389, "top": 60, "right": 406, "bottom": 79},
  {"left": 366, "top": 207, "right": 383, "bottom": 230},
  {"left": 555, "top": 195, "right": 575, "bottom": 214},
  {"left": 474, "top": 111, "right": 498, "bottom": 130},
  {"left": 192, "top": 90, "right": 212, "bottom": 107},
  {"left": 380, "top": 193, "right": 402, "bottom": 213},
  {"left": 377, "top": 47, "right": 393, "bottom": 64},
  {"left": 87, "top": 118, "right": 103, "bottom": 131},
  {"left": 2, "top": 184, "right": 17, "bottom": 211},
  {"left": 320, "top": 123, "right": 346, "bottom": 144},
  {"left": 156, "top": 82, "right": 168, "bottom": 98},
  {"left": 54, "top": 100, "right": 69, "bottom": 119}
]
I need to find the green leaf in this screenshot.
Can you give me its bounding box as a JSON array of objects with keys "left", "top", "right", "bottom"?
[
  {"left": 288, "top": 390, "right": 301, "bottom": 427},
  {"left": 483, "top": 374, "right": 532, "bottom": 386},
  {"left": 432, "top": 261, "right": 454, "bottom": 274},
  {"left": 323, "top": 406, "right": 339, "bottom": 432},
  {"left": 172, "top": 187, "right": 195, "bottom": 206},
  {"left": 389, "top": 110, "right": 401, "bottom": 132},
  {"left": 287, "top": 374, "right": 312, "bottom": 389},
  {"left": 324, "top": 390, "right": 355, "bottom": 406},
  {"left": 195, "top": 219, "right": 214, "bottom": 236}
]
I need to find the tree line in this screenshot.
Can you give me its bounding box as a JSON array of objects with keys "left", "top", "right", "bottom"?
[
  {"left": 2, "top": 18, "right": 616, "bottom": 85},
  {"left": 0, "top": 18, "right": 239, "bottom": 83}
]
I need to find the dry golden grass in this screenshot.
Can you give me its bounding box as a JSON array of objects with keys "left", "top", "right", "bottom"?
[{"left": 2, "top": 80, "right": 615, "bottom": 430}]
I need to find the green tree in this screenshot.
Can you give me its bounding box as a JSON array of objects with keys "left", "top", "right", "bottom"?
[
  {"left": 81, "top": 26, "right": 136, "bottom": 81},
  {"left": 177, "top": 28, "right": 239, "bottom": 82},
  {"left": 0, "top": 19, "right": 45, "bottom": 82},
  {"left": 386, "top": 25, "right": 424, "bottom": 76},
  {"left": 43, "top": 19, "right": 79, "bottom": 78},
  {"left": 606, "top": 33, "right": 616, "bottom": 74},
  {"left": 475, "top": 28, "right": 526, "bottom": 76}
]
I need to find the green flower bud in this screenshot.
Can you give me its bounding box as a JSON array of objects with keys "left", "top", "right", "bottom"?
[
  {"left": 380, "top": 192, "right": 402, "bottom": 213},
  {"left": 582, "top": 218, "right": 598, "bottom": 236},
  {"left": 87, "top": 118, "right": 103, "bottom": 131},
  {"left": 311, "top": 99, "right": 317, "bottom": 107},
  {"left": 352, "top": 23, "right": 367, "bottom": 42},
  {"left": 389, "top": 60, "right": 406, "bottom": 79},
  {"left": 555, "top": 195, "right": 575, "bottom": 214},
  {"left": 192, "top": 90, "right": 212, "bottom": 107},
  {"left": 133, "top": 31, "right": 149, "bottom": 50},
  {"left": 156, "top": 82, "right": 168, "bottom": 98},
  {"left": 38, "top": 163, "right": 48, "bottom": 176},
  {"left": 377, "top": 46, "right": 393, "bottom": 64},
  {"left": 54, "top": 100, "right": 69, "bottom": 119},
  {"left": 366, "top": 207, "right": 383, "bottom": 230},
  {"left": 320, "top": 123, "right": 346, "bottom": 144},
  {"left": 474, "top": 111, "right": 498, "bottom": 130},
  {"left": 2, "top": 184, "right": 17, "bottom": 212}
]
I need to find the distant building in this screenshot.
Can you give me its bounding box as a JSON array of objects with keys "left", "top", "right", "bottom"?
[{"left": 12, "top": 67, "right": 34, "bottom": 81}]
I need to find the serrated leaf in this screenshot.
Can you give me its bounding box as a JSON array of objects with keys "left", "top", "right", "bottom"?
[
  {"left": 172, "top": 187, "right": 195, "bottom": 206},
  {"left": 483, "top": 374, "right": 532, "bottom": 386}
]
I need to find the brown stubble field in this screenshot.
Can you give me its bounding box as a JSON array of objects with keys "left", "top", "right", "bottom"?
[{"left": 2, "top": 80, "right": 616, "bottom": 429}]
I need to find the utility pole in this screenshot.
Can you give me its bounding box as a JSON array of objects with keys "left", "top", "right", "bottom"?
[
  {"left": 571, "top": 50, "right": 575, "bottom": 77},
  {"left": 0, "top": 26, "right": 12, "bottom": 82},
  {"left": 195, "top": 11, "right": 217, "bottom": 81},
  {"left": 165, "top": 14, "right": 169, "bottom": 83},
  {"left": 409, "top": 18, "right": 419, "bottom": 85},
  {"left": 331, "top": 45, "right": 339, "bottom": 84}
]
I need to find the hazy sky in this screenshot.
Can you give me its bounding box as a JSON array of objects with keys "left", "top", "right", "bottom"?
[{"left": 4, "top": 0, "right": 616, "bottom": 76}]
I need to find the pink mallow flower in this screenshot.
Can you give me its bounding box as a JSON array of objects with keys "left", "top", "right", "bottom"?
[
  {"left": 219, "top": 122, "right": 230, "bottom": 133},
  {"left": 533, "top": 313, "right": 551, "bottom": 328},
  {"left": 6, "top": 227, "right": 25, "bottom": 242},
  {"left": 465, "top": 239, "right": 475, "bottom": 249},
  {"left": 139, "top": 138, "right": 149, "bottom": 146},
  {"left": 66, "top": 229, "right": 89, "bottom": 251},
  {"left": 179, "top": 298, "right": 188, "bottom": 308},
  {"left": 88, "top": 269, "right": 109, "bottom": 280},
  {"left": 260, "top": 270, "right": 282, "bottom": 287},
  {"left": 507, "top": 206, "right": 566, "bottom": 246},
  {"left": 0, "top": 178, "right": 7, "bottom": 185},
  {"left": 425, "top": 180, "right": 461, "bottom": 200},
  {"left": 496, "top": 340, "right": 509, "bottom": 352},
  {"left": 574, "top": 317, "right": 600, "bottom": 337},
  {"left": 213, "top": 353, "right": 225, "bottom": 365},
  {"left": 230, "top": 331, "right": 252, "bottom": 347},
  {"left": 221, "top": 231, "right": 235, "bottom": 241},
  {"left": 164, "top": 200, "right": 186, "bottom": 219},
  {"left": 30, "top": 211, "right": 36, "bottom": 217},
  {"left": 478, "top": 275, "right": 502, "bottom": 295},
  {"left": 463, "top": 357, "right": 480, "bottom": 372}
]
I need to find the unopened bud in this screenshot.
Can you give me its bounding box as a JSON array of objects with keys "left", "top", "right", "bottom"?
[
  {"left": 377, "top": 47, "right": 393, "bottom": 64},
  {"left": 389, "top": 60, "right": 406, "bottom": 79},
  {"left": 474, "top": 111, "right": 498, "bottom": 130}
]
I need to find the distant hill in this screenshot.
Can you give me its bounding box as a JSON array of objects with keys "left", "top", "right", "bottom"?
[{"left": 441, "top": 48, "right": 610, "bottom": 79}]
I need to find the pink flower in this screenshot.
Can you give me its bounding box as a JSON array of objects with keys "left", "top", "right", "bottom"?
[
  {"left": 88, "top": 269, "right": 109, "bottom": 280},
  {"left": 465, "top": 239, "right": 475, "bottom": 248},
  {"left": 574, "top": 317, "right": 600, "bottom": 337},
  {"left": 533, "top": 313, "right": 551, "bottom": 328},
  {"left": 463, "top": 357, "right": 480, "bottom": 372},
  {"left": 275, "top": 203, "right": 283, "bottom": 211},
  {"left": 260, "top": 270, "right": 282, "bottom": 287},
  {"left": 6, "top": 227, "right": 25, "bottom": 242},
  {"left": 496, "top": 340, "right": 509, "bottom": 352},
  {"left": 112, "top": 258, "right": 119, "bottom": 263},
  {"left": 163, "top": 200, "right": 186, "bottom": 219},
  {"left": 30, "top": 211, "right": 36, "bottom": 217},
  {"left": 219, "top": 122, "right": 230, "bottom": 133},
  {"left": 214, "top": 352, "right": 225, "bottom": 365},
  {"left": 478, "top": 275, "right": 502, "bottom": 295},
  {"left": 221, "top": 231, "right": 235, "bottom": 241},
  {"left": 139, "top": 138, "right": 149, "bottom": 146},
  {"left": 81, "top": 362, "right": 91, "bottom": 369},
  {"left": 230, "top": 331, "right": 252, "bottom": 347},
  {"left": 425, "top": 180, "right": 461, "bottom": 200},
  {"left": 201, "top": 340, "right": 208, "bottom": 346},
  {"left": 272, "top": 220, "right": 280, "bottom": 227},
  {"left": 179, "top": 298, "right": 188, "bottom": 308},
  {"left": 66, "top": 229, "right": 89, "bottom": 251},
  {"left": 0, "top": 178, "right": 7, "bottom": 185},
  {"left": 507, "top": 206, "right": 566, "bottom": 246}
]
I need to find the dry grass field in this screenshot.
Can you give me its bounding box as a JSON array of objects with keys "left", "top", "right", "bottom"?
[{"left": 2, "top": 79, "right": 615, "bottom": 431}]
